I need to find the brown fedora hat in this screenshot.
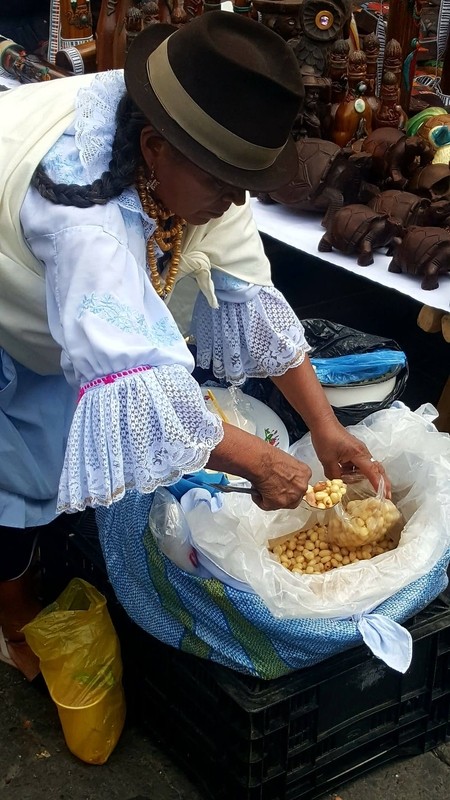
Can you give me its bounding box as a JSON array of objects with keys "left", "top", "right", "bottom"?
[{"left": 125, "top": 11, "right": 304, "bottom": 191}]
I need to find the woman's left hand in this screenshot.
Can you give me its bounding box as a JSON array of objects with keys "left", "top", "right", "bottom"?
[
  {"left": 271, "top": 358, "right": 391, "bottom": 497},
  {"left": 310, "top": 419, "right": 391, "bottom": 498}
]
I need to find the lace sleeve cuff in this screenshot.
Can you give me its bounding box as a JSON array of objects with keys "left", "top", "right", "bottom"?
[
  {"left": 192, "top": 285, "right": 311, "bottom": 385},
  {"left": 57, "top": 364, "right": 223, "bottom": 512}
]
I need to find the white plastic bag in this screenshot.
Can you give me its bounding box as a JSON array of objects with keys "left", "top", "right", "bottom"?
[
  {"left": 184, "top": 404, "right": 450, "bottom": 619},
  {"left": 148, "top": 487, "right": 202, "bottom": 574}
]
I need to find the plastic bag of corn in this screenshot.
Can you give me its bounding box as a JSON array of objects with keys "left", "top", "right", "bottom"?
[{"left": 326, "top": 477, "right": 404, "bottom": 549}]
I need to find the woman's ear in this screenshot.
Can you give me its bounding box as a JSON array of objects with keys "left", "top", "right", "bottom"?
[{"left": 140, "top": 125, "right": 164, "bottom": 168}]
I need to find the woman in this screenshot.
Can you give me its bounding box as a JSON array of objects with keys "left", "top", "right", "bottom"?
[{"left": 0, "top": 12, "right": 386, "bottom": 678}]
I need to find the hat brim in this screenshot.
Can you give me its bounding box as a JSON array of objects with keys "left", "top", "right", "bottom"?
[{"left": 125, "top": 23, "right": 299, "bottom": 193}]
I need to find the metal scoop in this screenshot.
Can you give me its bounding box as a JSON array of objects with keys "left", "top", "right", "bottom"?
[
  {"left": 208, "top": 481, "right": 343, "bottom": 510},
  {"left": 209, "top": 482, "right": 259, "bottom": 495}
]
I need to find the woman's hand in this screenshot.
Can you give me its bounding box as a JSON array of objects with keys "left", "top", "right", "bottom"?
[
  {"left": 310, "top": 418, "right": 391, "bottom": 498},
  {"left": 248, "top": 445, "right": 312, "bottom": 511},
  {"left": 272, "top": 358, "right": 391, "bottom": 498},
  {"left": 206, "top": 423, "right": 312, "bottom": 511}
]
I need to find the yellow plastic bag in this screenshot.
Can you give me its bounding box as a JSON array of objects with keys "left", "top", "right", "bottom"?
[{"left": 23, "top": 577, "right": 126, "bottom": 765}]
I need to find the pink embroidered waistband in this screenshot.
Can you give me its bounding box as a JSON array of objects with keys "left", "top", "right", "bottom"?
[{"left": 78, "top": 365, "right": 152, "bottom": 402}]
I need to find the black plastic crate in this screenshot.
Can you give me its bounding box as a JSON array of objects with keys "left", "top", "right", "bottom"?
[
  {"left": 37, "top": 513, "right": 450, "bottom": 800},
  {"left": 133, "top": 596, "right": 450, "bottom": 800}
]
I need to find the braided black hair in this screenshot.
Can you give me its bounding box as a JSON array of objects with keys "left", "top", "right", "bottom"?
[{"left": 31, "top": 93, "right": 148, "bottom": 208}]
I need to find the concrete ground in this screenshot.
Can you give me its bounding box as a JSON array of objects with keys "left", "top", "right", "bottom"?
[{"left": 1, "top": 660, "right": 450, "bottom": 800}]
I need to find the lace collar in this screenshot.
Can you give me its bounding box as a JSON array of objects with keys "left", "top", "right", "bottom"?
[{"left": 75, "top": 70, "right": 155, "bottom": 239}]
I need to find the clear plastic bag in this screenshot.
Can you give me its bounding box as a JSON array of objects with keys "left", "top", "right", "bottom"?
[
  {"left": 326, "top": 476, "right": 404, "bottom": 549},
  {"left": 202, "top": 385, "right": 256, "bottom": 434},
  {"left": 148, "top": 486, "right": 202, "bottom": 575},
  {"left": 184, "top": 404, "right": 450, "bottom": 619}
]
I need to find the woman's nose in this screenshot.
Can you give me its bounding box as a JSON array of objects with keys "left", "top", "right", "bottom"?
[{"left": 222, "top": 186, "right": 246, "bottom": 205}]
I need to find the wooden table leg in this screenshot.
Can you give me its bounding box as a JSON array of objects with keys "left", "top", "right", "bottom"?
[
  {"left": 417, "top": 306, "right": 450, "bottom": 433},
  {"left": 442, "top": 313, "right": 450, "bottom": 344},
  {"left": 417, "top": 305, "right": 445, "bottom": 334}
]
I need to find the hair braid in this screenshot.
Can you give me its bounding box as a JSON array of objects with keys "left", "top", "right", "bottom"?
[{"left": 31, "top": 93, "right": 149, "bottom": 208}]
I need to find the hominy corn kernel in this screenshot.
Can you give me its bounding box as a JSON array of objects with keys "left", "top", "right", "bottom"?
[
  {"left": 268, "top": 520, "right": 396, "bottom": 575},
  {"left": 326, "top": 497, "right": 403, "bottom": 548},
  {"left": 305, "top": 479, "right": 347, "bottom": 509}
]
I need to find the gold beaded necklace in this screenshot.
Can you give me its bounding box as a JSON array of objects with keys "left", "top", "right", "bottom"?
[{"left": 136, "top": 166, "right": 186, "bottom": 299}]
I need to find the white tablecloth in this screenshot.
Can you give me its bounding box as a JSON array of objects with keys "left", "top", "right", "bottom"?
[
  {"left": 251, "top": 198, "right": 450, "bottom": 313},
  {"left": 0, "top": 72, "right": 21, "bottom": 89}
]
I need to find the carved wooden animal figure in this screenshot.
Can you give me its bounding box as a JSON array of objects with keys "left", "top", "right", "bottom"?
[
  {"left": 406, "top": 163, "right": 450, "bottom": 203},
  {"left": 369, "top": 190, "right": 450, "bottom": 228},
  {"left": 368, "top": 190, "right": 431, "bottom": 226},
  {"left": 318, "top": 203, "right": 403, "bottom": 266},
  {"left": 412, "top": 112, "right": 450, "bottom": 148},
  {"left": 361, "top": 128, "right": 434, "bottom": 188},
  {"left": 388, "top": 226, "right": 450, "bottom": 290},
  {"left": 257, "top": 138, "right": 373, "bottom": 226}
]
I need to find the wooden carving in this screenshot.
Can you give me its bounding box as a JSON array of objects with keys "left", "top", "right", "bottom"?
[
  {"left": 0, "top": 36, "right": 72, "bottom": 82},
  {"left": 96, "top": 0, "right": 121, "bottom": 71},
  {"left": 406, "top": 163, "right": 450, "bottom": 201},
  {"left": 318, "top": 203, "right": 404, "bottom": 266},
  {"left": 289, "top": 0, "right": 352, "bottom": 75},
  {"left": 140, "top": 1, "right": 161, "bottom": 25},
  {"left": 48, "top": 0, "right": 94, "bottom": 64},
  {"left": 389, "top": 226, "right": 450, "bottom": 289},
  {"left": 369, "top": 189, "right": 450, "bottom": 228},
  {"left": 257, "top": 137, "right": 373, "bottom": 226},
  {"left": 125, "top": 6, "right": 143, "bottom": 56},
  {"left": 362, "top": 31, "right": 380, "bottom": 113},
  {"left": 332, "top": 50, "right": 372, "bottom": 147},
  {"left": 112, "top": 0, "right": 134, "bottom": 68},
  {"left": 251, "top": 0, "right": 302, "bottom": 41},
  {"left": 373, "top": 70, "right": 408, "bottom": 131},
  {"left": 361, "top": 127, "right": 434, "bottom": 189},
  {"left": 158, "top": 0, "right": 189, "bottom": 25}
]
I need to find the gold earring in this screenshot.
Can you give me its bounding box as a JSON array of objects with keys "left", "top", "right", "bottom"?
[{"left": 147, "top": 167, "right": 160, "bottom": 193}]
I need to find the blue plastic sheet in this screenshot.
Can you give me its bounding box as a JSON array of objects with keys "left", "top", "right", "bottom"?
[
  {"left": 310, "top": 350, "right": 407, "bottom": 386},
  {"left": 167, "top": 470, "right": 228, "bottom": 500}
]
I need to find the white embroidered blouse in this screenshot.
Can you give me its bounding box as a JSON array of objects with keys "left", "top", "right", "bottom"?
[{"left": 19, "top": 71, "right": 310, "bottom": 512}]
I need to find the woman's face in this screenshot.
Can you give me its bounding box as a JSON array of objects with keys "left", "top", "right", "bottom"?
[{"left": 141, "top": 130, "right": 246, "bottom": 225}]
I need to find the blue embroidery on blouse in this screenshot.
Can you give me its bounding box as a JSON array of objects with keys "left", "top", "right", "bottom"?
[
  {"left": 78, "top": 293, "right": 181, "bottom": 346},
  {"left": 212, "top": 272, "right": 250, "bottom": 292},
  {"left": 42, "top": 138, "right": 86, "bottom": 184}
]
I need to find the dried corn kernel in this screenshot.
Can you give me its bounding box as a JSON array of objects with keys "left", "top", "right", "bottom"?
[
  {"left": 327, "top": 497, "right": 403, "bottom": 549},
  {"left": 304, "top": 479, "right": 347, "bottom": 509},
  {"left": 268, "top": 521, "right": 397, "bottom": 576}
]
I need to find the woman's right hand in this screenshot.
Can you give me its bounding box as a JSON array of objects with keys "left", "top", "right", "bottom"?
[
  {"left": 247, "top": 445, "right": 312, "bottom": 511},
  {"left": 206, "top": 423, "right": 312, "bottom": 511}
]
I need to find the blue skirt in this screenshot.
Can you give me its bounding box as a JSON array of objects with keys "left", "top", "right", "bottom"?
[{"left": 0, "top": 350, "right": 76, "bottom": 528}]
